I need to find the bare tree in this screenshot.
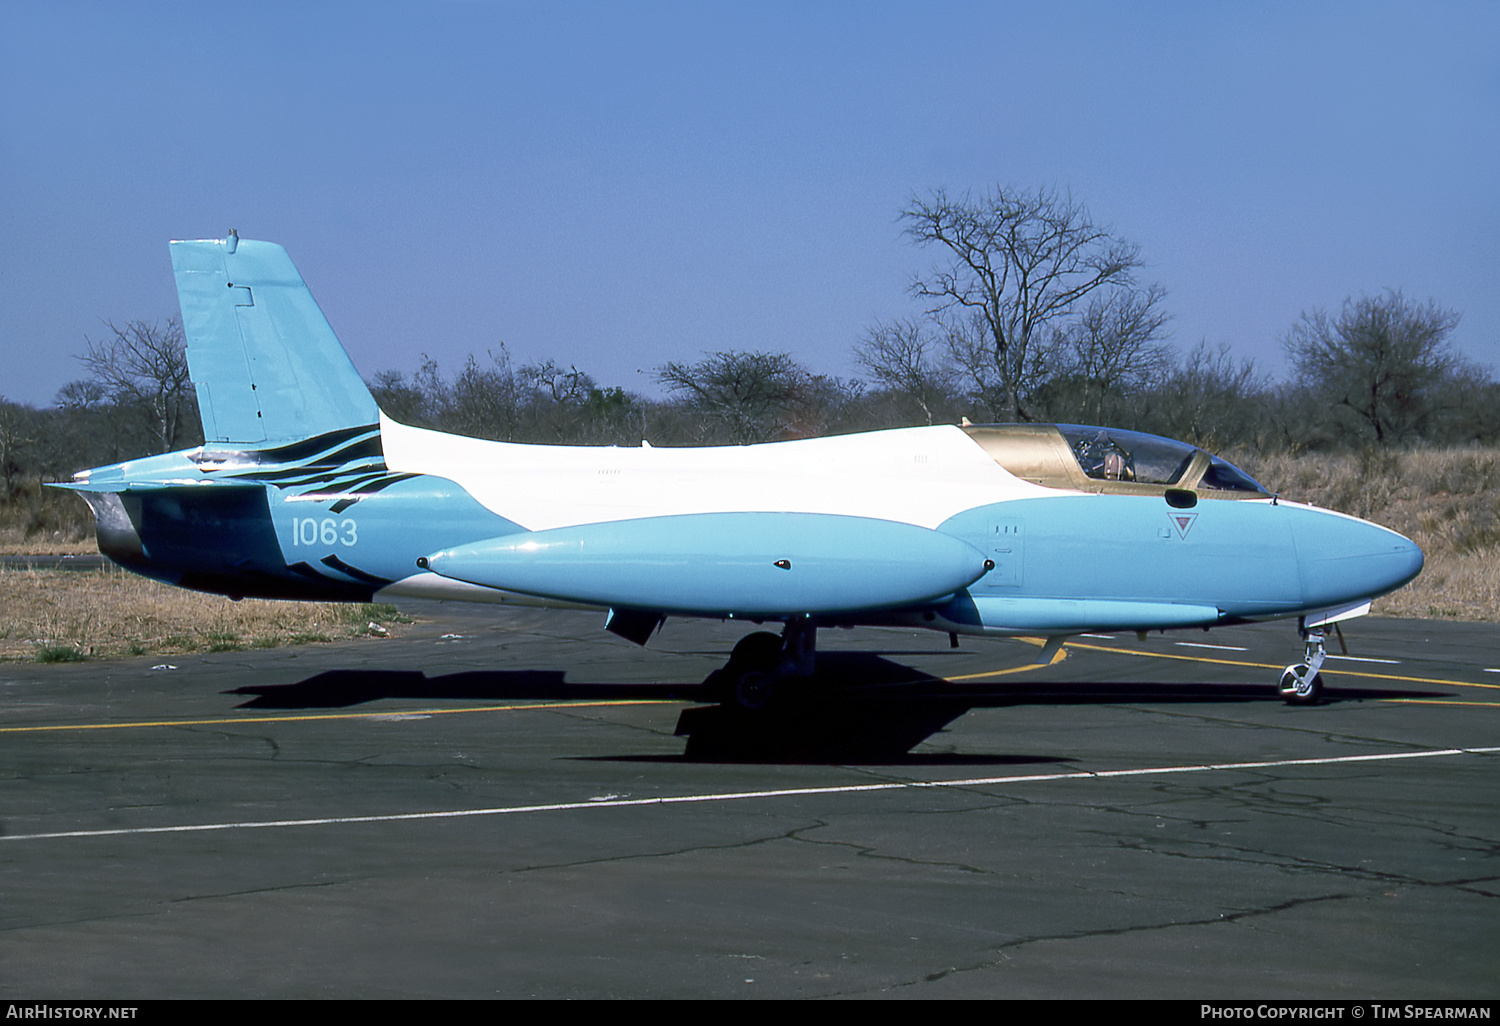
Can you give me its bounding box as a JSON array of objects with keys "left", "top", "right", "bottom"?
[
  {"left": 368, "top": 366, "right": 434, "bottom": 427},
  {"left": 1049, "top": 284, "right": 1173, "bottom": 424},
  {"left": 75, "top": 318, "right": 199, "bottom": 453},
  {"left": 515, "top": 359, "right": 651, "bottom": 443},
  {"left": 54, "top": 379, "right": 109, "bottom": 411},
  {"left": 853, "top": 319, "right": 956, "bottom": 426},
  {"left": 0, "top": 398, "right": 36, "bottom": 496},
  {"left": 935, "top": 311, "right": 1014, "bottom": 422},
  {"left": 1284, "top": 291, "right": 1462, "bottom": 445},
  {"left": 443, "top": 350, "right": 522, "bottom": 440},
  {"left": 903, "top": 185, "right": 1148, "bottom": 420},
  {"left": 1147, "top": 342, "right": 1267, "bottom": 450},
  {"left": 1426, "top": 362, "right": 1500, "bottom": 446},
  {"left": 518, "top": 359, "right": 596, "bottom": 405},
  {"left": 658, "top": 350, "right": 814, "bottom": 443}
]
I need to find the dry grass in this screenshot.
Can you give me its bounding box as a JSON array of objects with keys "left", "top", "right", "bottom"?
[
  {"left": 0, "top": 487, "right": 94, "bottom": 554},
  {"left": 1237, "top": 447, "right": 1500, "bottom": 621},
  {"left": 0, "top": 532, "right": 95, "bottom": 555},
  {"left": 0, "top": 563, "right": 408, "bottom": 663}
]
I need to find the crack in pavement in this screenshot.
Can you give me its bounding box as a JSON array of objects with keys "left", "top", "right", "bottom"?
[
  {"left": 884, "top": 891, "right": 1360, "bottom": 993},
  {"left": 1108, "top": 833, "right": 1500, "bottom": 894},
  {"left": 493, "top": 821, "right": 816, "bottom": 877},
  {"left": 785, "top": 821, "right": 990, "bottom": 875}
]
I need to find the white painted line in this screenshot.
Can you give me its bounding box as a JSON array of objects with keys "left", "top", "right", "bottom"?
[
  {"left": 1080, "top": 634, "right": 1116, "bottom": 639},
  {"left": 1325, "top": 655, "right": 1401, "bottom": 665},
  {"left": 1484, "top": 669, "right": 1500, "bottom": 674},
  {"left": 5, "top": 746, "right": 1497, "bottom": 845},
  {"left": 1174, "top": 642, "right": 1249, "bottom": 652}
]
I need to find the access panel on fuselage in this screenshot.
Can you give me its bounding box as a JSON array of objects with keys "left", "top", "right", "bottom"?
[
  {"left": 978, "top": 520, "right": 1024, "bottom": 588},
  {"left": 940, "top": 495, "right": 1303, "bottom": 619}
]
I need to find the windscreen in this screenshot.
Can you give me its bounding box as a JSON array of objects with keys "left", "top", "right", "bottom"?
[
  {"left": 1058, "top": 425, "right": 1197, "bottom": 485},
  {"left": 1198, "top": 454, "right": 1267, "bottom": 493},
  {"left": 1057, "top": 424, "right": 1267, "bottom": 493}
]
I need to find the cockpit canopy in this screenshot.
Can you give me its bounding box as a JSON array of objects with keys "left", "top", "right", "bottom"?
[{"left": 962, "top": 423, "right": 1268, "bottom": 498}]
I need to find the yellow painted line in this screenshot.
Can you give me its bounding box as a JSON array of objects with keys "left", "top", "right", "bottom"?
[
  {"left": 0, "top": 700, "right": 676, "bottom": 736},
  {"left": 8, "top": 636, "right": 1494, "bottom": 738},
  {"left": 946, "top": 643, "right": 1067, "bottom": 681},
  {"left": 1060, "top": 639, "right": 1500, "bottom": 692},
  {"left": 1064, "top": 640, "right": 1270, "bottom": 671},
  {"left": 1383, "top": 698, "right": 1500, "bottom": 707}
]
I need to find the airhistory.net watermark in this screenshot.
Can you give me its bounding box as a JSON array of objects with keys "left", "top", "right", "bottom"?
[{"left": 5, "top": 1008, "right": 137, "bottom": 1020}]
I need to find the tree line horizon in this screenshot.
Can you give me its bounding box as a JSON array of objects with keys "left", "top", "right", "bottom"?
[{"left": 3, "top": 184, "right": 1496, "bottom": 500}]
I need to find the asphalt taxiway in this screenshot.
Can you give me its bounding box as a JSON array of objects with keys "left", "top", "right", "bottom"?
[{"left": 2, "top": 604, "right": 1497, "bottom": 998}]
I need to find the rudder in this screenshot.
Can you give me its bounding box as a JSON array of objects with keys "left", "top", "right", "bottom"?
[{"left": 171, "top": 233, "right": 379, "bottom": 444}]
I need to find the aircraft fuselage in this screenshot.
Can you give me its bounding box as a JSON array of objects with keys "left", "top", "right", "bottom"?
[{"left": 71, "top": 417, "right": 1422, "bottom": 639}]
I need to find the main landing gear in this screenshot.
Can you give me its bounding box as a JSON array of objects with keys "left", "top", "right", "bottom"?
[
  {"left": 704, "top": 618, "right": 817, "bottom": 710},
  {"left": 710, "top": 620, "right": 1333, "bottom": 709},
  {"left": 1277, "top": 625, "right": 1326, "bottom": 705}
]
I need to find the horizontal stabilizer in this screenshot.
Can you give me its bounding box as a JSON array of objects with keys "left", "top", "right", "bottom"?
[
  {"left": 171, "top": 235, "right": 378, "bottom": 444},
  {"left": 420, "top": 513, "right": 991, "bottom": 617},
  {"left": 54, "top": 479, "right": 223, "bottom": 494}
]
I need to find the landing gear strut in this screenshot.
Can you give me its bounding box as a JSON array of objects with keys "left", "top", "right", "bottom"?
[
  {"left": 1277, "top": 626, "right": 1326, "bottom": 705},
  {"left": 704, "top": 618, "right": 817, "bottom": 710}
]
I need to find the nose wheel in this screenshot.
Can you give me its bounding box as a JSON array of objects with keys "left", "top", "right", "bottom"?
[{"left": 1277, "top": 627, "right": 1326, "bottom": 705}]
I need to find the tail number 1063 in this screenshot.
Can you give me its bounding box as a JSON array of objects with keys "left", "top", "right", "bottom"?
[{"left": 289, "top": 517, "right": 358, "bottom": 547}]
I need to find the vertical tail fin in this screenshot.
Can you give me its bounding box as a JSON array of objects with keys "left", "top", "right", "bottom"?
[{"left": 171, "top": 234, "right": 379, "bottom": 444}]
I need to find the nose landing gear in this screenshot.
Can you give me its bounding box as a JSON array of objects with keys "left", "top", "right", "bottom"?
[{"left": 1277, "top": 626, "right": 1326, "bottom": 705}]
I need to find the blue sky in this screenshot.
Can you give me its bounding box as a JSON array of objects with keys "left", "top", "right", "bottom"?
[{"left": 2, "top": 1, "right": 1496, "bottom": 408}]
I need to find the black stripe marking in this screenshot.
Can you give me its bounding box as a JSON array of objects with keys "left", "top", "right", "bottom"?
[{"left": 320, "top": 554, "right": 394, "bottom": 587}]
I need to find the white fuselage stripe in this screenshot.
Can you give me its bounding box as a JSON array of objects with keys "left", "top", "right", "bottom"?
[{"left": 378, "top": 415, "right": 1061, "bottom": 531}]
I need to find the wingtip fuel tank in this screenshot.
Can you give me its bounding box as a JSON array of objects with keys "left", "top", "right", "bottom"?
[{"left": 421, "top": 512, "right": 992, "bottom": 618}]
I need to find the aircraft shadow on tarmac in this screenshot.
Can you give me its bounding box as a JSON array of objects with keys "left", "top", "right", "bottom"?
[{"left": 226, "top": 652, "right": 1444, "bottom": 764}]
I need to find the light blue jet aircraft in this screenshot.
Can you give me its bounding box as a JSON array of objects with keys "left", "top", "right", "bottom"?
[{"left": 62, "top": 234, "right": 1423, "bottom": 707}]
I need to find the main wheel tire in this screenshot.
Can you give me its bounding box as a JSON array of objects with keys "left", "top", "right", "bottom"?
[
  {"left": 730, "top": 631, "right": 783, "bottom": 671},
  {"left": 1277, "top": 663, "right": 1324, "bottom": 705},
  {"left": 733, "top": 669, "right": 776, "bottom": 710},
  {"left": 702, "top": 632, "right": 786, "bottom": 707}
]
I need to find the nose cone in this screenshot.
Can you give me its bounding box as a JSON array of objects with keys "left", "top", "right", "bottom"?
[{"left": 1290, "top": 506, "right": 1423, "bottom": 609}]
